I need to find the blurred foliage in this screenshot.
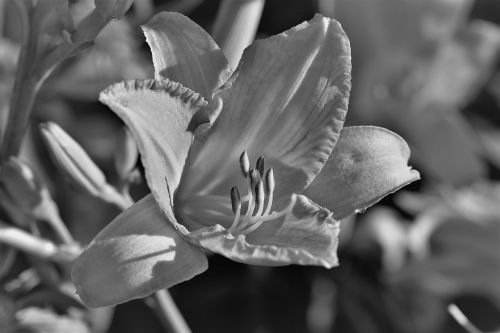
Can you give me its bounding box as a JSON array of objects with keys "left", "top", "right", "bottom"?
[{"left": 0, "top": 0, "right": 499, "bottom": 332}]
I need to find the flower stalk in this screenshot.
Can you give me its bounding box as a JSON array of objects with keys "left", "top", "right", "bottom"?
[
  {"left": 35, "top": 190, "right": 75, "bottom": 245},
  {"left": 153, "top": 289, "right": 191, "bottom": 333},
  {"left": 0, "top": 221, "right": 79, "bottom": 263},
  {"left": 0, "top": 3, "right": 131, "bottom": 161},
  {"left": 448, "top": 304, "right": 484, "bottom": 333},
  {"left": 0, "top": 1, "right": 37, "bottom": 161}
]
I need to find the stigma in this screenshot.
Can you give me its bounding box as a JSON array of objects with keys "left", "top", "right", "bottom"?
[{"left": 227, "top": 151, "right": 295, "bottom": 236}]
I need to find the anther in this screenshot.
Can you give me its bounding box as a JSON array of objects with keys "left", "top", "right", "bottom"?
[
  {"left": 239, "top": 151, "right": 250, "bottom": 177},
  {"left": 230, "top": 187, "right": 241, "bottom": 214},
  {"left": 256, "top": 156, "right": 265, "bottom": 176},
  {"left": 255, "top": 181, "right": 265, "bottom": 206},
  {"left": 254, "top": 180, "right": 265, "bottom": 217},
  {"left": 264, "top": 168, "right": 275, "bottom": 195},
  {"left": 229, "top": 153, "right": 290, "bottom": 236},
  {"left": 249, "top": 169, "right": 261, "bottom": 189}
]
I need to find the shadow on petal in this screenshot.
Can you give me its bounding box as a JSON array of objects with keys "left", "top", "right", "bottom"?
[
  {"left": 71, "top": 194, "right": 208, "bottom": 308},
  {"left": 178, "top": 14, "right": 351, "bottom": 200}
]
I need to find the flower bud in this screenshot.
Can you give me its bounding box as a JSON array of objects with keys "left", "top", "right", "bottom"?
[
  {"left": 40, "top": 122, "right": 107, "bottom": 197},
  {"left": 114, "top": 128, "right": 138, "bottom": 185},
  {"left": 0, "top": 158, "right": 42, "bottom": 213},
  {"left": 94, "top": 0, "right": 134, "bottom": 20}
]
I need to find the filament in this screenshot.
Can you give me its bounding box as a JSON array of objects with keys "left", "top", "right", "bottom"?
[{"left": 228, "top": 152, "right": 292, "bottom": 237}]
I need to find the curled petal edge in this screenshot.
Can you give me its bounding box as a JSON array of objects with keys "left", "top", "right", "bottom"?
[{"left": 184, "top": 195, "right": 340, "bottom": 268}]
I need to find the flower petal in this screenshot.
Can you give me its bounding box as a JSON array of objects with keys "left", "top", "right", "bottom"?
[
  {"left": 177, "top": 14, "right": 351, "bottom": 200},
  {"left": 188, "top": 195, "right": 340, "bottom": 268},
  {"left": 71, "top": 194, "right": 208, "bottom": 307},
  {"left": 99, "top": 79, "right": 206, "bottom": 211},
  {"left": 142, "top": 12, "right": 232, "bottom": 99},
  {"left": 303, "top": 126, "right": 420, "bottom": 220}
]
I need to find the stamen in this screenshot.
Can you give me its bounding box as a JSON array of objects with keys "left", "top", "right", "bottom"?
[
  {"left": 229, "top": 152, "right": 291, "bottom": 236},
  {"left": 244, "top": 174, "right": 254, "bottom": 218},
  {"left": 240, "top": 196, "right": 296, "bottom": 235},
  {"left": 264, "top": 168, "right": 275, "bottom": 195},
  {"left": 230, "top": 187, "right": 241, "bottom": 214},
  {"left": 256, "top": 156, "right": 265, "bottom": 176},
  {"left": 228, "top": 187, "right": 242, "bottom": 233},
  {"left": 254, "top": 180, "right": 265, "bottom": 217},
  {"left": 249, "top": 169, "right": 261, "bottom": 188},
  {"left": 264, "top": 168, "right": 275, "bottom": 216},
  {"left": 239, "top": 151, "right": 250, "bottom": 177},
  {"left": 247, "top": 169, "right": 260, "bottom": 217},
  {"left": 236, "top": 169, "right": 257, "bottom": 231}
]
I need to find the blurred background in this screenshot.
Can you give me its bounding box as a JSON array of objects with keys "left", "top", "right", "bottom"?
[{"left": 0, "top": 0, "right": 499, "bottom": 332}]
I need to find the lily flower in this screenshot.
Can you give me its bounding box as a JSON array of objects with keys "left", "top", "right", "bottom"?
[{"left": 71, "top": 12, "right": 420, "bottom": 307}]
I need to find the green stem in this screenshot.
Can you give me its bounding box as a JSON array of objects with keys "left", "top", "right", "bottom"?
[
  {"left": 0, "top": 0, "right": 6, "bottom": 36},
  {"left": 101, "top": 184, "right": 135, "bottom": 211},
  {"left": 38, "top": 194, "right": 75, "bottom": 245},
  {"left": 0, "top": 2, "right": 38, "bottom": 161},
  {"left": 0, "top": 221, "right": 79, "bottom": 263},
  {"left": 0, "top": 78, "right": 38, "bottom": 160},
  {"left": 448, "top": 304, "right": 484, "bottom": 333},
  {"left": 0, "top": 8, "right": 112, "bottom": 162},
  {"left": 36, "top": 10, "right": 111, "bottom": 80},
  {"left": 153, "top": 289, "right": 191, "bottom": 333}
]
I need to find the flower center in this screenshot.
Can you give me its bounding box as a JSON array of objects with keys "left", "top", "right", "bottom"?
[{"left": 227, "top": 151, "right": 296, "bottom": 236}]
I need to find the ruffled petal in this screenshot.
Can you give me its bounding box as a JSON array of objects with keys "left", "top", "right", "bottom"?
[
  {"left": 303, "top": 126, "right": 420, "bottom": 220},
  {"left": 142, "top": 12, "right": 232, "bottom": 99},
  {"left": 71, "top": 194, "right": 208, "bottom": 307},
  {"left": 187, "top": 195, "right": 339, "bottom": 268},
  {"left": 99, "top": 79, "right": 206, "bottom": 214},
  {"left": 177, "top": 14, "right": 351, "bottom": 200}
]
